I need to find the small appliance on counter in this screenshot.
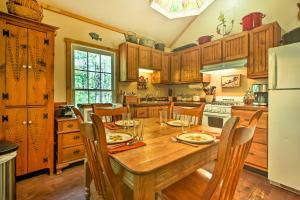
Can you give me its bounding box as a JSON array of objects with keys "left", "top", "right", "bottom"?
[
  {"left": 58, "top": 105, "right": 75, "bottom": 118},
  {"left": 192, "top": 94, "right": 201, "bottom": 102},
  {"left": 252, "top": 84, "right": 268, "bottom": 106}
]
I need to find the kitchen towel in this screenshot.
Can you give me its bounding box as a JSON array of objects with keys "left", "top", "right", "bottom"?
[{"left": 108, "top": 142, "right": 146, "bottom": 154}]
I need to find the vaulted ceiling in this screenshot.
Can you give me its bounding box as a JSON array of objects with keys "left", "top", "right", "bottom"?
[{"left": 40, "top": 0, "right": 205, "bottom": 46}]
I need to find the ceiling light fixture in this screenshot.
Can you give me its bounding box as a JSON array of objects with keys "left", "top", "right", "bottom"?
[{"left": 150, "top": 0, "right": 216, "bottom": 19}]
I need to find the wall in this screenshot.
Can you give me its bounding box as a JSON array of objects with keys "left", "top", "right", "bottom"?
[{"left": 172, "top": 0, "right": 300, "bottom": 97}]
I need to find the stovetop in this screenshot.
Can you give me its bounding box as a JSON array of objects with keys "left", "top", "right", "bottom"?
[{"left": 204, "top": 96, "right": 244, "bottom": 114}]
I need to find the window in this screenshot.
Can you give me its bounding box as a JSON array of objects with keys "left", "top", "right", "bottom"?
[{"left": 72, "top": 45, "right": 115, "bottom": 106}]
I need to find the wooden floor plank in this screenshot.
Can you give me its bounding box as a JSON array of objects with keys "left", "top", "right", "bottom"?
[{"left": 16, "top": 164, "right": 300, "bottom": 200}]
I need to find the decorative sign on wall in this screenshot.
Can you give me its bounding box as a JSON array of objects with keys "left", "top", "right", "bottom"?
[{"left": 221, "top": 74, "right": 240, "bottom": 87}]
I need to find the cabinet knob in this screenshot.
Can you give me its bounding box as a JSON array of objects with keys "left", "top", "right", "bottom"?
[
  {"left": 28, "top": 65, "right": 32, "bottom": 69},
  {"left": 22, "top": 65, "right": 27, "bottom": 69},
  {"left": 28, "top": 120, "right": 32, "bottom": 124},
  {"left": 22, "top": 121, "right": 27, "bottom": 125}
]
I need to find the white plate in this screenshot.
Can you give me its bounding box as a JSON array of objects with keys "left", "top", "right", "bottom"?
[
  {"left": 115, "top": 120, "right": 138, "bottom": 127},
  {"left": 166, "top": 120, "right": 188, "bottom": 127},
  {"left": 176, "top": 133, "right": 214, "bottom": 144},
  {"left": 106, "top": 132, "right": 133, "bottom": 144}
]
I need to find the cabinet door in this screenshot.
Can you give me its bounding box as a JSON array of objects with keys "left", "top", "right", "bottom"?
[
  {"left": 27, "top": 29, "right": 49, "bottom": 105},
  {"left": 170, "top": 53, "right": 181, "bottom": 83},
  {"left": 5, "top": 24, "right": 28, "bottom": 106},
  {"left": 161, "top": 53, "right": 170, "bottom": 83},
  {"left": 27, "top": 107, "right": 49, "bottom": 173},
  {"left": 127, "top": 44, "right": 138, "bottom": 81},
  {"left": 139, "top": 46, "right": 151, "bottom": 68},
  {"left": 151, "top": 49, "right": 162, "bottom": 70},
  {"left": 201, "top": 40, "right": 222, "bottom": 65},
  {"left": 248, "top": 23, "right": 281, "bottom": 78},
  {"left": 4, "top": 108, "right": 28, "bottom": 176},
  {"left": 223, "top": 32, "right": 249, "bottom": 61},
  {"left": 181, "top": 47, "right": 201, "bottom": 82}
]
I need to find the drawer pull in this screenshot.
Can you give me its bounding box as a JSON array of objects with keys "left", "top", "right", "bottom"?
[
  {"left": 249, "top": 152, "right": 255, "bottom": 155},
  {"left": 67, "top": 124, "right": 74, "bottom": 128},
  {"left": 73, "top": 150, "right": 80, "bottom": 154},
  {"left": 73, "top": 135, "right": 81, "bottom": 140}
]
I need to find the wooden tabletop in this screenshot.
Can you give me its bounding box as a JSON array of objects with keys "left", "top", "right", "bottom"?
[{"left": 110, "top": 118, "right": 221, "bottom": 175}]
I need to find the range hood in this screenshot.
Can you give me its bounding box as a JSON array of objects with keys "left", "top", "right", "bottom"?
[{"left": 200, "top": 59, "right": 247, "bottom": 74}]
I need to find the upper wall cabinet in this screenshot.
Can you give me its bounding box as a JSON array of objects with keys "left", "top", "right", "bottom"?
[
  {"left": 139, "top": 46, "right": 151, "bottom": 68},
  {"left": 160, "top": 53, "right": 170, "bottom": 83},
  {"left": 223, "top": 32, "right": 249, "bottom": 61},
  {"left": 201, "top": 40, "right": 222, "bottom": 65},
  {"left": 151, "top": 49, "right": 162, "bottom": 70},
  {"left": 120, "top": 42, "right": 139, "bottom": 81},
  {"left": 170, "top": 52, "right": 181, "bottom": 83},
  {"left": 181, "top": 46, "right": 202, "bottom": 82},
  {"left": 248, "top": 23, "right": 281, "bottom": 79}
]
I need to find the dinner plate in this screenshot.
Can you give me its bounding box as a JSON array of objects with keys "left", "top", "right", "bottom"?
[
  {"left": 115, "top": 120, "right": 138, "bottom": 127},
  {"left": 166, "top": 120, "right": 189, "bottom": 127},
  {"left": 176, "top": 133, "right": 215, "bottom": 144},
  {"left": 106, "top": 132, "right": 134, "bottom": 144}
]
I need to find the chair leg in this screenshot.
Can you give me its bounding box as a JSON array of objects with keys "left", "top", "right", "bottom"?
[{"left": 85, "top": 159, "right": 92, "bottom": 200}]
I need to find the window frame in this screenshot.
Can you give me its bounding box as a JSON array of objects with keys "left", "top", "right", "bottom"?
[{"left": 65, "top": 38, "right": 119, "bottom": 105}]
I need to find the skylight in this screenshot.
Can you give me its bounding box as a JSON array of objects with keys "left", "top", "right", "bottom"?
[{"left": 150, "top": 0, "right": 216, "bottom": 19}]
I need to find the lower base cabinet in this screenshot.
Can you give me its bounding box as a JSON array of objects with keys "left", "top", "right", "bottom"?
[
  {"left": 55, "top": 117, "right": 85, "bottom": 174},
  {"left": 135, "top": 106, "right": 169, "bottom": 118},
  {"left": 232, "top": 108, "right": 268, "bottom": 172}
]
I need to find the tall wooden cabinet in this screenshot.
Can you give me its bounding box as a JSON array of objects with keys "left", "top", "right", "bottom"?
[
  {"left": 248, "top": 22, "right": 281, "bottom": 78},
  {"left": 181, "top": 46, "right": 202, "bottom": 82},
  {"left": 120, "top": 42, "right": 139, "bottom": 81},
  {"left": 160, "top": 53, "right": 170, "bottom": 83},
  {"left": 0, "top": 12, "right": 57, "bottom": 176},
  {"left": 170, "top": 52, "right": 181, "bottom": 83}
]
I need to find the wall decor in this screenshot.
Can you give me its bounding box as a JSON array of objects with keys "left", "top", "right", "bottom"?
[
  {"left": 298, "top": 3, "right": 300, "bottom": 21},
  {"left": 216, "top": 12, "right": 234, "bottom": 36},
  {"left": 89, "top": 32, "right": 102, "bottom": 41},
  {"left": 221, "top": 74, "right": 240, "bottom": 87}
]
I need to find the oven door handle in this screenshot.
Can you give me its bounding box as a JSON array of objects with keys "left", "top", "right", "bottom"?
[{"left": 203, "top": 113, "right": 230, "bottom": 118}]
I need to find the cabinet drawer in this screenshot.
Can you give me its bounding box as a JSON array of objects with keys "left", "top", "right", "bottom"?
[
  {"left": 58, "top": 119, "right": 79, "bottom": 132},
  {"left": 246, "top": 143, "right": 267, "bottom": 169},
  {"left": 253, "top": 128, "right": 267, "bottom": 144},
  {"left": 136, "top": 107, "right": 148, "bottom": 118},
  {"left": 232, "top": 110, "right": 268, "bottom": 129},
  {"left": 62, "top": 132, "right": 83, "bottom": 147},
  {"left": 62, "top": 145, "right": 85, "bottom": 162}
]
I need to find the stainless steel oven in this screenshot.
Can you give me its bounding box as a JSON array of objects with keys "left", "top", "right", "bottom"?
[{"left": 202, "top": 112, "right": 231, "bottom": 128}]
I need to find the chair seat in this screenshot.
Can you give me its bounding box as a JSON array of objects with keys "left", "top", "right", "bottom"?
[{"left": 162, "top": 168, "right": 214, "bottom": 200}]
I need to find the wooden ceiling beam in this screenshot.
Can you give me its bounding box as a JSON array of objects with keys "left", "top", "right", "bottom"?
[{"left": 42, "top": 3, "right": 142, "bottom": 38}]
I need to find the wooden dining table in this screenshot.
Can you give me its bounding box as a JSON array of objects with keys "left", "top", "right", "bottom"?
[{"left": 101, "top": 118, "right": 221, "bottom": 200}]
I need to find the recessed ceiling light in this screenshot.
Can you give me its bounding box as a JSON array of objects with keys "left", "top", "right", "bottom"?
[{"left": 150, "top": 0, "right": 216, "bottom": 19}]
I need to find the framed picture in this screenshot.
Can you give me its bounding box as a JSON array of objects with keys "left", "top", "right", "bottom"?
[{"left": 221, "top": 74, "right": 241, "bottom": 87}]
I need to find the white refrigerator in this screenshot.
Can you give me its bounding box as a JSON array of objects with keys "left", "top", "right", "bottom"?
[{"left": 268, "top": 42, "right": 300, "bottom": 192}]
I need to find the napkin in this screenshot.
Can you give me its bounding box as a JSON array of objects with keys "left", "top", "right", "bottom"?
[
  {"left": 104, "top": 122, "right": 122, "bottom": 130},
  {"left": 108, "top": 142, "right": 146, "bottom": 154}
]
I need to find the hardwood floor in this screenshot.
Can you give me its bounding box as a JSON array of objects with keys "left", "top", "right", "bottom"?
[{"left": 16, "top": 164, "right": 300, "bottom": 200}]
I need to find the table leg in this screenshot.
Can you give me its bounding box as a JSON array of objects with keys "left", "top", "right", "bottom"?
[
  {"left": 84, "top": 159, "right": 92, "bottom": 200},
  {"left": 133, "top": 174, "right": 155, "bottom": 200}
]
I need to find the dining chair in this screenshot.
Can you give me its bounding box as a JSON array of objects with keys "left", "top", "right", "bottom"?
[
  {"left": 170, "top": 102, "right": 205, "bottom": 125},
  {"left": 92, "top": 103, "right": 113, "bottom": 113},
  {"left": 79, "top": 114, "right": 132, "bottom": 200},
  {"left": 93, "top": 105, "right": 130, "bottom": 123},
  {"left": 162, "top": 110, "right": 263, "bottom": 200}
]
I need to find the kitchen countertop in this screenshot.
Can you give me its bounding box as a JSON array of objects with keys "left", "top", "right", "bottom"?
[
  {"left": 232, "top": 105, "right": 268, "bottom": 112},
  {"left": 128, "top": 101, "right": 205, "bottom": 107}
]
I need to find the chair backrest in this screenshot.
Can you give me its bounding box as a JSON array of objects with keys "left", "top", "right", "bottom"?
[
  {"left": 93, "top": 105, "right": 130, "bottom": 122},
  {"left": 203, "top": 110, "right": 263, "bottom": 200},
  {"left": 90, "top": 114, "right": 124, "bottom": 200},
  {"left": 92, "top": 103, "right": 113, "bottom": 113},
  {"left": 170, "top": 103, "right": 205, "bottom": 125},
  {"left": 72, "top": 107, "right": 84, "bottom": 121}
]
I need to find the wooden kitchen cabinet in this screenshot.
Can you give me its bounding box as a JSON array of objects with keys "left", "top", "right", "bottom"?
[
  {"left": 120, "top": 42, "right": 139, "bottom": 81},
  {"left": 161, "top": 53, "right": 170, "bottom": 83},
  {"left": 232, "top": 108, "right": 268, "bottom": 172},
  {"left": 201, "top": 40, "right": 222, "bottom": 65},
  {"left": 248, "top": 22, "right": 281, "bottom": 78},
  {"left": 0, "top": 12, "right": 57, "bottom": 176},
  {"left": 55, "top": 117, "right": 84, "bottom": 174},
  {"left": 223, "top": 32, "right": 249, "bottom": 61},
  {"left": 139, "top": 46, "right": 152, "bottom": 68},
  {"left": 136, "top": 107, "right": 148, "bottom": 118},
  {"left": 170, "top": 52, "right": 181, "bottom": 83},
  {"left": 151, "top": 49, "right": 162, "bottom": 70},
  {"left": 181, "top": 46, "right": 202, "bottom": 82}
]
